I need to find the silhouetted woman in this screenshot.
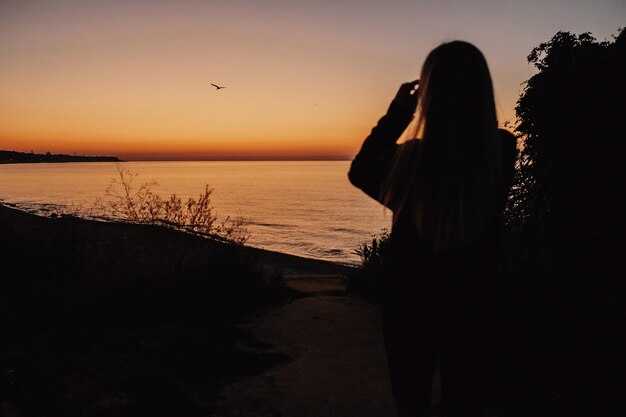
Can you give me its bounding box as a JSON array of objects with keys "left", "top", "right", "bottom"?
[{"left": 349, "top": 41, "right": 516, "bottom": 416}]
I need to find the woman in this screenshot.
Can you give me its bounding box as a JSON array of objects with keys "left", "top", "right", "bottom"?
[{"left": 348, "top": 41, "right": 516, "bottom": 416}]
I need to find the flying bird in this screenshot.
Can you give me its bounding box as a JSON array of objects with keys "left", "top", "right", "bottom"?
[{"left": 211, "top": 83, "right": 226, "bottom": 90}]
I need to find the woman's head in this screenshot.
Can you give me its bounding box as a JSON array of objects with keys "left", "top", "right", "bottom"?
[
  {"left": 386, "top": 41, "right": 502, "bottom": 251},
  {"left": 415, "top": 40, "right": 497, "bottom": 141}
]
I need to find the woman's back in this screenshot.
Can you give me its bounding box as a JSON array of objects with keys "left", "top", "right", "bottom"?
[{"left": 386, "top": 129, "right": 517, "bottom": 265}]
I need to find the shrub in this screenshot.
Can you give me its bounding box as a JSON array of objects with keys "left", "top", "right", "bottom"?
[
  {"left": 347, "top": 229, "right": 389, "bottom": 303},
  {"left": 503, "top": 28, "right": 626, "bottom": 321},
  {"left": 501, "top": 28, "right": 626, "bottom": 415},
  {"left": 94, "top": 164, "right": 250, "bottom": 245}
]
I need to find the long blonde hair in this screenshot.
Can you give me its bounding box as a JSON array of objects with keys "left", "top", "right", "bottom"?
[{"left": 384, "top": 41, "right": 502, "bottom": 251}]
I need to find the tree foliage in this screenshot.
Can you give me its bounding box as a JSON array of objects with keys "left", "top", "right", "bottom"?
[
  {"left": 509, "top": 29, "right": 626, "bottom": 239},
  {"left": 503, "top": 29, "right": 626, "bottom": 414}
]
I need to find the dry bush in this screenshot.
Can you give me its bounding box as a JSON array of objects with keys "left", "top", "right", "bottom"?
[{"left": 95, "top": 164, "right": 250, "bottom": 244}]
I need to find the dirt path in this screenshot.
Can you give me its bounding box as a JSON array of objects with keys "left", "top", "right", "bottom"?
[{"left": 214, "top": 272, "right": 397, "bottom": 417}]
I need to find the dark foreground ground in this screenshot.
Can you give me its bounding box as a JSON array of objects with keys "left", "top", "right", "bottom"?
[
  {"left": 2, "top": 286, "right": 397, "bottom": 417},
  {"left": 2, "top": 203, "right": 625, "bottom": 417},
  {"left": 2, "top": 204, "right": 390, "bottom": 417}
]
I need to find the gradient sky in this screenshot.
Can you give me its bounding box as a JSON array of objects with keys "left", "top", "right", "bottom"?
[{"left": 1, "top": 0, "right": 624, "bottom": 160}]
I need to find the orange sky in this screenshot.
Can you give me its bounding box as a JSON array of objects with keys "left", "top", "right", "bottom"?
[{"left": 1, "top": 0, "right": 623, "bottom": 160}]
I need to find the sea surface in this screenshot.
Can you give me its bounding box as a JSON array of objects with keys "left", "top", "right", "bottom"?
[{"left": 0, "top": 161, "right": 391, "bottom": 264}]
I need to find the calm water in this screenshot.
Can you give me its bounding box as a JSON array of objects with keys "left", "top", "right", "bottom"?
[{"left": 0, "top": 161, "right": 391, "bottom": 264}]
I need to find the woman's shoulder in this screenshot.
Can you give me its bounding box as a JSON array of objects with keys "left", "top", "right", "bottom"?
[
  {"left": 497, "top": 128, "right": 517, "bottom": 145},
  {"left": 497, "top": 128, "right": 517, "bottom": 157},
  {"left": 397, "top": 138, "right": 422, "bottom": 153}
]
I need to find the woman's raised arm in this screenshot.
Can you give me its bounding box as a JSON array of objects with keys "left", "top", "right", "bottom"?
[{"left": 348, "top": 81, "right": 419, "bottom": 205}]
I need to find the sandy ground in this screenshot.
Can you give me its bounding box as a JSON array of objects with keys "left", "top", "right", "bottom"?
[{"left": 214, "top": 272, "right": 398, "bottom": 417}]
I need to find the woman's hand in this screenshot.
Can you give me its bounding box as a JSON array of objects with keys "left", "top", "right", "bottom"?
[{"left": 387, "top": 80, "right": 419, "bottom": 117}]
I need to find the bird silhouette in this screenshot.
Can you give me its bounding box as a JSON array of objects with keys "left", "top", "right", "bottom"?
[{"left": 211, "top": 83, "right": 226, "bottom": 90}]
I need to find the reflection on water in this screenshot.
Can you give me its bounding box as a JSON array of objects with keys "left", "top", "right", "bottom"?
[{"left": 0, "top": 161, "right": 391, "bottom": 264}]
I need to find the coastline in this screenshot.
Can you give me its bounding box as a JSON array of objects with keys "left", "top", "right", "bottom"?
[
  {"left": 0, "top": 160, "right": 381, "bottom": 266},
  {"left": 0, "top": 202, "right": 355, "bottom": 276}
]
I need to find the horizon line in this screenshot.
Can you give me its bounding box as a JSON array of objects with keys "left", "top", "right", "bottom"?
[
  {"left": 1, "top": 149, "right": 354, "bottom": 162},
  {"left": 122, "top": 156, "right": 353, "bottom": 162}
]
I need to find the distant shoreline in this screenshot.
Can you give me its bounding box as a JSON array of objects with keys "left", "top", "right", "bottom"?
[
  {"left": 0, "top": 151, "right": 353, "bottom": 163},
  {"left": 0, "top": 150, "right": 122, "bottom": 164}
]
